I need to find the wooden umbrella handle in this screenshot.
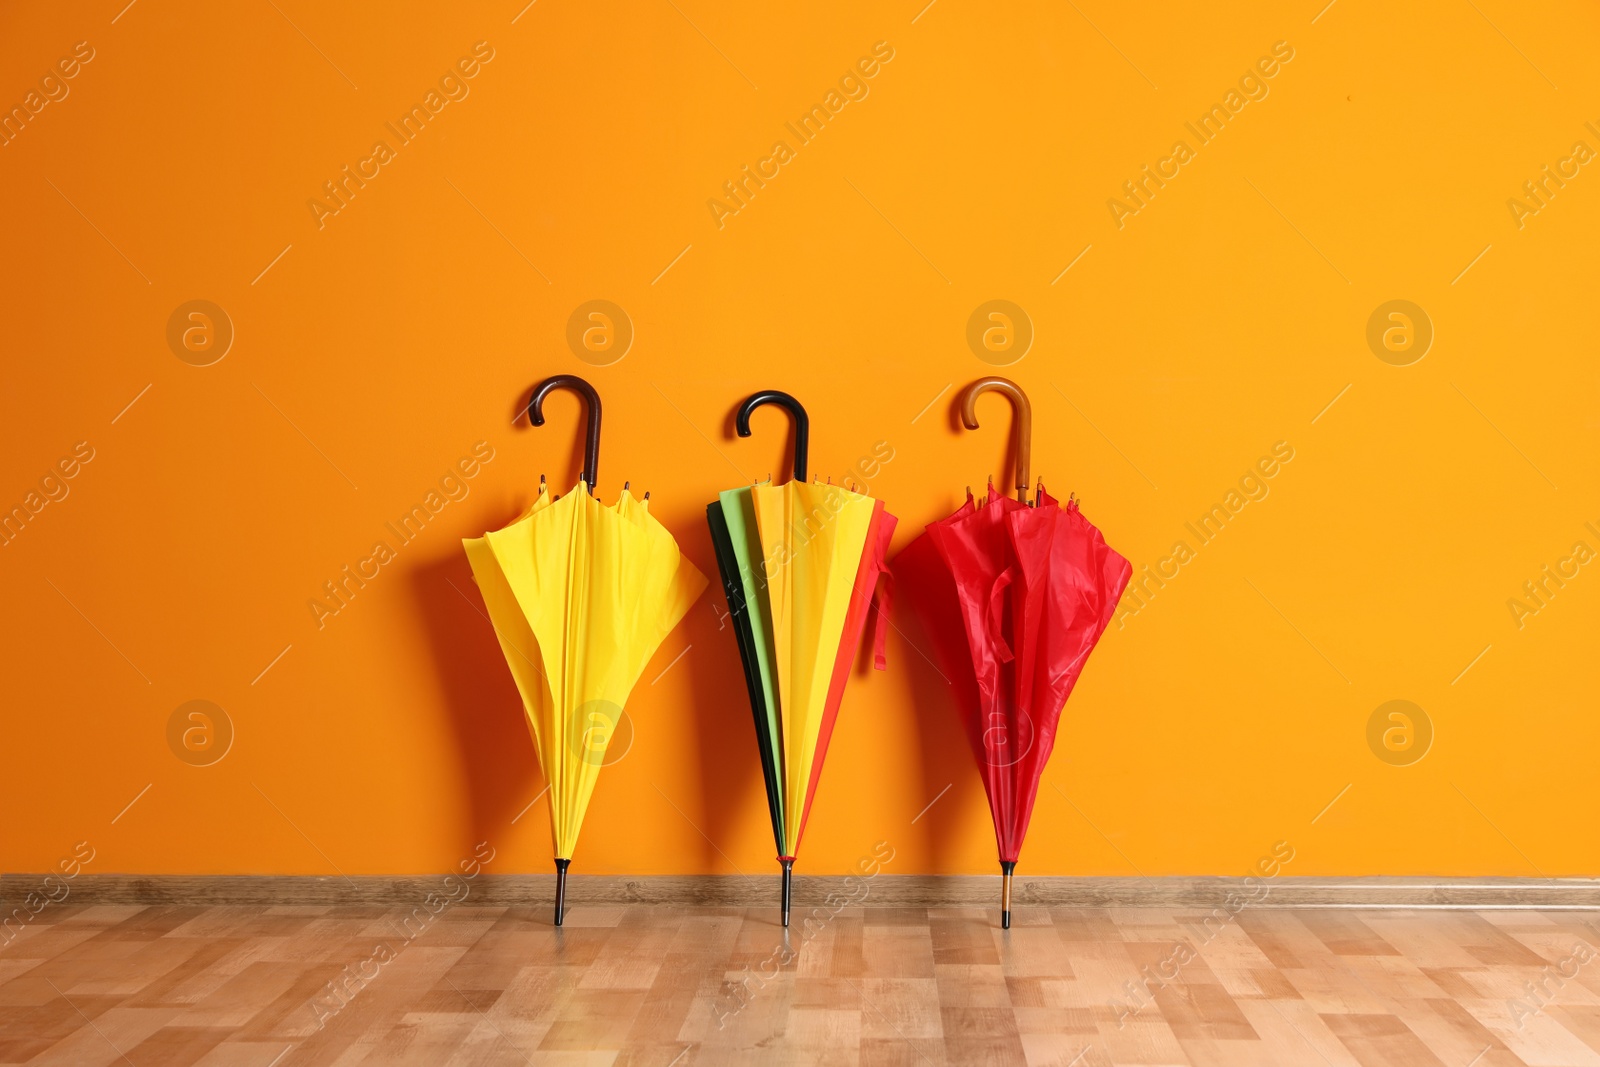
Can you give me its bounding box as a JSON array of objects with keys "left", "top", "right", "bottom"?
[{"left": 958, "top": 377, "right": 1032, "bottom": 503}]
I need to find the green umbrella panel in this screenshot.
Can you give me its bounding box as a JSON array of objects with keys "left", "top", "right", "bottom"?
[{"left": 707, "top": 485, "right": 787, "bottom": 855}]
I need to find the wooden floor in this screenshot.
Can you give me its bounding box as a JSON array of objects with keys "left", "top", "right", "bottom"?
[{"left": 4, "top": 903, "right": 1600, "bottom": 1066}]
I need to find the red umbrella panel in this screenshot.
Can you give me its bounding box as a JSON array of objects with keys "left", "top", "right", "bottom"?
[{"left": 893, "top": 377, "right": 1131, "bottom": 928}]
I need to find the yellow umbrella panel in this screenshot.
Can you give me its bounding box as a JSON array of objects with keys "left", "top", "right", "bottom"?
[{"left": 752, "top": 478, "right": 885, "bottom": 853}]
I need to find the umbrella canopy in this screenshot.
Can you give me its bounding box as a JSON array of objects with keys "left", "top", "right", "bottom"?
[
  {"left": 893, "top": 376, "right": 1130, "bottom": 928},
  {"left": 464, "top": 375, "right": 705, "bottom": 925},
  {"left": 706, "top": 391, "right": 895, "bottom": 925}
]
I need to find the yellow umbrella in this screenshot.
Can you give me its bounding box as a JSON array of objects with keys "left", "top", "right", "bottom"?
[{"left": 464, "top": 375, "right": 705, "bottom": 924}]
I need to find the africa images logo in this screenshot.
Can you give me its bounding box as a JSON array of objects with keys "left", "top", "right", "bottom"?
[
  {"left": 706, "top": 41, "right": 896, "bottom": 230},
  {"left": 1106, "top": 41, "right": 1295, "bottom": 229},
  {"left": 306, "top": 42, "right": 496, "bottom": 229}
]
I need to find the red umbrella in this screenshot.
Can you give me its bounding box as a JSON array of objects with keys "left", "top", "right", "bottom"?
[{"left": 893, "top": 377, "right": 1131, "bottom": 928}]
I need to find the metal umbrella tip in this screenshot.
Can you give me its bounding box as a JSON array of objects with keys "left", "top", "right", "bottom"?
[
  {"left": 780, "top": 858, "right": 795, "bottom": 928},
  {"left": 554, "top": 858, "right": 571, "bottom": 926}
]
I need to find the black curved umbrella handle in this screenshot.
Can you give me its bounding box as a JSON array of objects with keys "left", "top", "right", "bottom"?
[
  {"left": 529, "top": 375, "right": 602, "bottom": 492},
  {"left": 735, "top": 390, "right": 809, "bottom": 482}
]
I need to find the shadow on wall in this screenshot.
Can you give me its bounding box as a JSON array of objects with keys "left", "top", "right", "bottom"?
[
  {"left": 409, "top": 546, "right": 544, "bottom": 861},
  {"left": 890, "top": 589, "right": 986, "bottom": 872},
  {"left": 667, "top": 404, "right": 789, "bottom": 874},
  {"left": 407, "top": 400, "right": 579, "bottom": 861},
  {"left": 404, "top": 434, "right": 758, "bottom": 876},
  {"left": 669, "top": 587, "right": 763, "bottom": 873}
]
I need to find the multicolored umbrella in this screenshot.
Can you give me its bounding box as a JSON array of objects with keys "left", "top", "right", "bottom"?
[
  {"left": 893, "top": 377, "right": 1130, "bottom": 928},
  {"left": 464, "top": 375, "right": 706, "bottom": 925},
  {"left": 706, "top": 390, "right": 896, "bottom": 925}
]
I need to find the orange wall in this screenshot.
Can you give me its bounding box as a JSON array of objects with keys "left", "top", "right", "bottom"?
[{"left": 3, "top": 1, "right": 1597, "bottom": 880}]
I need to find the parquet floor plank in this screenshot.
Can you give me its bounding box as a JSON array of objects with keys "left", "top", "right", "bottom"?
[{"left": 5, "top": 902, "right": 1599, "bottom": 1064}]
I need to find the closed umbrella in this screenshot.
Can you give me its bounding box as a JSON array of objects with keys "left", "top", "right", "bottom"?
[
  {"left": 464, "top": 375, "right": 706, "bottom": 925},
  {"left": 893, "top": 377, "right": 1130, "bottom": 928},
  {"left": 706, "top": 391, "right": 896, "bottom": 926}
]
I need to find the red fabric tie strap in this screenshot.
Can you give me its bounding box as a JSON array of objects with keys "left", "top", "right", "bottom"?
[
  {"left": 871, "top": 564, "right": 895, "bottom": 671},
  {"left": 987, "top": 566, "right": 1016, "bottom": 664}
]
